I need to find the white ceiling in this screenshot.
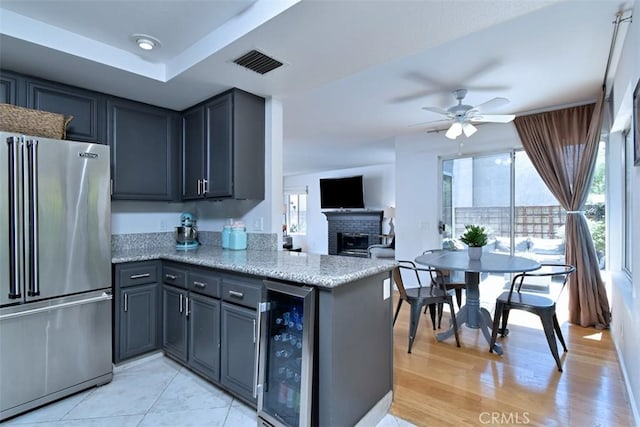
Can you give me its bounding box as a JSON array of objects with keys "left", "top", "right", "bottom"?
[{"left": 0, "top": 0, "right": 631, "bottom": 175}]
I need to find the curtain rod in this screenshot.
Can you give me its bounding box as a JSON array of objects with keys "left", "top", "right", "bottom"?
[{"left": 602, "top": 9, "right": 633, "bottom": 88}]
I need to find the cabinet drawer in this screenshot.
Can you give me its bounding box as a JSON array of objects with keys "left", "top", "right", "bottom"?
[
  {"left": 119, "top": 262, "right": 158, "bottom": 287},
  {"left": 189, "top": 270, "right": 221, "bottom": 298},
  {"left": 162, "top": 265, "right": 187, "bottom": 289},
  {"left": 222, "top": 278, "right": 261, "bottom": 309}
]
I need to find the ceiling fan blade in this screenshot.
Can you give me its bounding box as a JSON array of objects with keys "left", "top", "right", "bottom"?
[
  {"left": 472, "top": 97, "right": 510, "bottom": 112},
  {"left": 408, "top": 118, "right": 452, "bottom": 128},
  {"left": 470, "top": 114, "right": 516, "bottom": 123},
  {"left": 421, "top": 106, "right": 452, "bottom": 116}
]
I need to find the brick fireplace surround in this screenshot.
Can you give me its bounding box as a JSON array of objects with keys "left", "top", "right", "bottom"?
[{"left": 323, "top": 210, "right": 383, "bottom": 257}]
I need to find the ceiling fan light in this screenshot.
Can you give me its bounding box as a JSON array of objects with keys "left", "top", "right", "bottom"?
[
  {"left": 462, "top": 122, "right": 477, "bottom": 137},
  {"left": 446, "top": 122, "right": 463, "bottom": 139}
]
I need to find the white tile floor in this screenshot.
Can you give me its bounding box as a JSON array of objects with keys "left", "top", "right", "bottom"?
[{"left": 5, "top": 353, "right": 413, "bottom": 427}]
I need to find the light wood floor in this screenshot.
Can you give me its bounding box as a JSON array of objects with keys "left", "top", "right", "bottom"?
[{"left": 389, "top": 288, "right": 635, "bottom": 427}]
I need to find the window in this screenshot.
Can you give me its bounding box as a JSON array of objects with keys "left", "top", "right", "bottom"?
[
  {"left": 284, "top": 190, "right": 307, "bottom": 235},
  {"left": 623, "top": 129, "right": 633, "bottom": 276}
]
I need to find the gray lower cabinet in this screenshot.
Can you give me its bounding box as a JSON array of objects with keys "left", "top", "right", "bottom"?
[
  {"left": 162, "top": 284, "right": 189, "bottom": 362},
  {"left": 220, "top": 301, "right": 257, "bottom": 404},
  {"left": 114, "top": 261, "right": 160, "bottom": 364},
  {"left": 188, "top": 293, "right": 220, "bottom": 381},
  {"left": 162, "top": 266, "right": 221, "bottom": 383}
]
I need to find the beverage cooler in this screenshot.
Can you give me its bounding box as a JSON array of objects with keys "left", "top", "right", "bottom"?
[{"left": 257, "top": 281, "right": 315, "bottom": 427}]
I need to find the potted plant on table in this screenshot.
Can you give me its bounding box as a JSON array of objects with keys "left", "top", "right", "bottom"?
[{"left": 460, "top": 224, "right": 488, "bottom": 260}]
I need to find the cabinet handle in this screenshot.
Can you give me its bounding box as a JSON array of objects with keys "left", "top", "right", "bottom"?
[
  {"left": 124, "top": 293, "right": 128, "bottom": 312},
  {"left": 202, "top": 179, "right": 208, "bottom": 194},
  {"left": 130, "top": 273, "right": 150, "bottom": 280},
  {"left": 228, "top": 290, "right": 244, "bottom": 299},
  {"left": 197, "top": 179, "right": 202, "bottom": 195},
  {"left": 165, "top": 273, "right": 177, "bottom": 281},
  {"left": 179, "top": 294, "right": 183, "bottom": 313},
  {"left": 185, "top": 296, "right": 189, "bottom": 317},
  {"left": 253, "top": 319, "right": 256, "bottom": 344},
  {"left": 193, "top": 281, "right": 206, "bottom": 288}
]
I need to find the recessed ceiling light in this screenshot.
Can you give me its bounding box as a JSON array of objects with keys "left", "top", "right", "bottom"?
[{"left": 130, "top": 34, "right": 161, "bottom": 51}]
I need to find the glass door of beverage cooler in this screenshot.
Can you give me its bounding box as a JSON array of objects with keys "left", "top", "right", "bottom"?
[{"left": 257, "top": 281, "right": 315, "bottom": 427}]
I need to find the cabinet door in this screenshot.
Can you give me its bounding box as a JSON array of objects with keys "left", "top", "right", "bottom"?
[
  {"left": 205, "top": 94, "right": 233, "bottom": 198},
  {"left": 221, "top": 302, "right": 257, "bottom": 404},
  {"left": 0, "top": 70, "right": 24, "bottom": 105},
  {"left": 27, "top": 79, "right": 103, "bottom": 143},
  {"left": 162, "top": 285, "right": 188, "bottom": 362},
  {"left": 119, "top": 283, "right": 159, "bottom": 362},
  {"left": 108, "top": 98, "right": 178, "bottom": 201},
  {"left": 188, "top": 293, "right": 220, "bottom": 382},
  {"left": 181, "top": 106, "right": 205, "bottom": 200}
]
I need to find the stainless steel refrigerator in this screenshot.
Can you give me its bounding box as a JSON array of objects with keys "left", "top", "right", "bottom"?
[{"left": 0, "top": 132, "right": 113, "bottom": 421}]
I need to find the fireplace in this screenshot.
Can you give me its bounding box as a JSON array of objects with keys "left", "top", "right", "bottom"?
[
  {"left": 323, "top": 210, "right": 383, "bottom": 257},
  {"left": 337, "top": 232, "right": 370, "bottom": 256}
]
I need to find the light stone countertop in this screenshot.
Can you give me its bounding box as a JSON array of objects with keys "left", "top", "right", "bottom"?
[{"left": 112, "top": 246, "right": 396, "bottom": 289}]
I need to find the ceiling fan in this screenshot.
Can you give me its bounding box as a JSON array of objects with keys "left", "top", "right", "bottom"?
[{"left": 421, "top": 89, "right": 516, "bottom": 140}]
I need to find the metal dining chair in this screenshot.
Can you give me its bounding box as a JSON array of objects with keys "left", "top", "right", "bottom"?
[
  {"left": 392, "top": 260, "right": 460, "bottom": 353},
  {"left": 421, "top": 249, "right": 467, "bottom": 328},
  {"left": 489, "top": 263, "right": 576, "bottom": 371}
]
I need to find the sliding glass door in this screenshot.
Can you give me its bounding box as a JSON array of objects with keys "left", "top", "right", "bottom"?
[{"left": 441, "top": 146, "right": 605, "bottom": 290}]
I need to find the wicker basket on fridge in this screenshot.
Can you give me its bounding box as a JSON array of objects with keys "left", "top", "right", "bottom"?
[{"left": 0, "top": 103, "right": 73, "bottom": 139}]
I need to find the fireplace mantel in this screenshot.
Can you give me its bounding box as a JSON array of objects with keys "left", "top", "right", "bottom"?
[{"left": 323, "top": 210, "right": 383, "bottom": 257}]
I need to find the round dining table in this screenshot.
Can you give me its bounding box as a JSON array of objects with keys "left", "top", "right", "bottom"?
[{"left": 415, "top": 250, "right": 540, "bottom": 354}]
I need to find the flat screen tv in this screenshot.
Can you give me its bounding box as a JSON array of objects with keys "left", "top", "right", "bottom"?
[{"left": 320, "top": 175, "right": 365, "bottom": 209}]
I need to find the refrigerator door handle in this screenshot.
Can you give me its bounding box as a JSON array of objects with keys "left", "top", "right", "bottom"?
[
  {"left": 26, "top": 140, "right": 40, "bottom": 297},
  {"left": 7, "top": 137, "right": 22, "bottom": 299}
]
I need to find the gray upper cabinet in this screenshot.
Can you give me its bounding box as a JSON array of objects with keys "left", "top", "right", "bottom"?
[
  {"left": 108, "top": 98, "right": 179, "bottom": 201},
  {"left": 181, "top": 88, "right": 265, "bottom": 201},
  {"left": 0, "top": 70, "right": 24, "bottom": 105},
  {"left": 182, "top": 106, "right": 205, "bottom": 200},
  {"left": 27, "top": 79, "right": 103, "bottom": 143}
]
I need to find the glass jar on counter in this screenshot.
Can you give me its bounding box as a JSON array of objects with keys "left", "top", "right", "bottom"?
[
  {"left": 221, "top": 225, "right": 232, "bottom": 249},
  {"left": 229, "top": 225, "right": 247, "bottom": 250}
]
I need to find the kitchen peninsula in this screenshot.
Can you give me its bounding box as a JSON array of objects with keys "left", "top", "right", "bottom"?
[{"left": 112, "top": 246, "right": 396, "bottom": 426}]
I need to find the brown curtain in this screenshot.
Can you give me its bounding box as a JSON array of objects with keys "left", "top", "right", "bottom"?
[{"left": 514, "top": 89, "right": 610, "bottom": 328}]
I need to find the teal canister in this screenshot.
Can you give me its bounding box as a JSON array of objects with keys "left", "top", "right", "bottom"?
[
  {"left": 221, "top": 225, "right": 232, "bottom": 249},
  {"left": 229, "top": 225, "right": 247, "bottom": 250}
]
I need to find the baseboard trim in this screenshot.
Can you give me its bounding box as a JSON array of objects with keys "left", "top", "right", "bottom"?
[{"left": 355, "top": 391, "right": 393, "bottom": 427}]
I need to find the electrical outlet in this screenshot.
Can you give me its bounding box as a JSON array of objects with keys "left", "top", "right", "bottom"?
[
  {"left": 253, "top": 217, "right": 264, "bottom": 231},
  {"left": 160, "top": 220, "right": 168, "bottom": 231}
]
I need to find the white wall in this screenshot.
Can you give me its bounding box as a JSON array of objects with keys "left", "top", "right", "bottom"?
[
  {"left": 608, "top": 2, "right": 640, "bottom": 421},
  {"left": 394, "top": 123, "right": 523, "bottom": 260},
  {"left": 284, "top": 164, "right": 395, "bottom": 254}
]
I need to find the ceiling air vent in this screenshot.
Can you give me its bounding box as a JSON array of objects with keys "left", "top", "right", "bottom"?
[{"left": 233, "top": 50, "right": 283, "bottom": 75}]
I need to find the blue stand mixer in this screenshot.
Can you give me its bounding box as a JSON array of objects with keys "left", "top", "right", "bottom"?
[{"left": 175, "top": 212, "right": 199, "bottom": 250}]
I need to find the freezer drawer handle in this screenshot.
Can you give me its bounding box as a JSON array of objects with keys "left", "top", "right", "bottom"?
[
  {"left": 228, "top": 290, "right": 244, "bottom": 299},
  {"left": 165, "top": 274, "right": 177, "bottom": 280},
  {"left": 0, "top": 292, "right": 113, "bottom": 321},
  {"left": 130, "top": 273, "right": 151, "bottom": 280},
  {"left": 193, "top": 281, "right": 206, "bottom": 288}
]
